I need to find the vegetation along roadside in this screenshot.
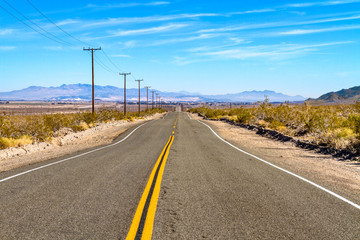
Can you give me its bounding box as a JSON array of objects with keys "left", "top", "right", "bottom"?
[
  {"left": 0, "top": 108, "right": 166, "bottom": 150},
  {"left": 189, "top": 100, "right": 360, "bottom": 161}
]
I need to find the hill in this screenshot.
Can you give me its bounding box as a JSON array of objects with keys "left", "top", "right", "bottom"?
[{"left": 308, "top": 86, "right": 360, "bottom": 103}]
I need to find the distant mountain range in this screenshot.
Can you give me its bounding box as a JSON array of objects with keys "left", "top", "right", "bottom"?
[
  {"left": 0, "top": 83, "right": 305, "bottom": 103},
  {"left": 308, "top": 86, "right": 360, "bottom": 103}
]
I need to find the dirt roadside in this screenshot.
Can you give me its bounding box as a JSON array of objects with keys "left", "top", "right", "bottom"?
[
  {"left": 190, "top": 113, "right": 360, "bottom": 204},
  {"left": 0, "top": 113, "right": 165, "bottom": 173}
]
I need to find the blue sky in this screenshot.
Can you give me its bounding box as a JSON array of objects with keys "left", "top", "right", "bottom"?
[{"left": 1, "top": 0, "right": 360, "bottom": 98}]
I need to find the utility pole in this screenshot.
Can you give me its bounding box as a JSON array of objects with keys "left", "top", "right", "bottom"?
[
  {"left": 144, "top": 86, "right": 151, "bottom": 111},
  {"left": 83, "top": 47, "right": 101, "bottom": 114},
  {"left": 135, "top": 79, "right": 144, "bottom": 114},
  {"left": 151, "top": 91, "right": 155, "bottom": 109},
  {"left": 119, "top": 72, "right": 131, "bottom": 115},
  {"left": 156, "top": 93, "right": 159, "bottom": 108}
]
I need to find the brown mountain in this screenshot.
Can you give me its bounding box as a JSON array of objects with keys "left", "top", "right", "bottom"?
[{"left": 308, "top": 86, "right": 360, "bottom": 103}]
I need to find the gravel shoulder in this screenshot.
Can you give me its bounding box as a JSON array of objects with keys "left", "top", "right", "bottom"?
[
  {"left": 190, "top": 113, "right": 360, "bottom": 204},
  {"left": 0, "top": 113, "right": 165, "bottom": 173}
]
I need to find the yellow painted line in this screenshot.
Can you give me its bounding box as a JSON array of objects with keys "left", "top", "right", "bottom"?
[
  {"left": 142, "top": 136, "right": 174, "bottom": 239},
  {"left": 126, "top": 135, "right": 174, "bottom": 240}
]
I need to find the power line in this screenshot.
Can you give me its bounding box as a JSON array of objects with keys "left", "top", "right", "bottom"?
[
  {"left": 2, "top": 0, "right": 145, "bottom": 91},
  {"left": 101, "top": 49, "right": 123, "bottom": 72},
  {"left": 85, "top": 51, "right": 116, "bottom": 73},
  {"left": 24, "top": 0, "right": 89, "bottom": 46},
  {"left": 1, "top": 0, "right": 72, "bottom": 46},
  {"left": 94, "top": 54, "right": 117, "bottom": 73},
  {"left": 0, "top": 3, "right": 67, "bottom": 45}
]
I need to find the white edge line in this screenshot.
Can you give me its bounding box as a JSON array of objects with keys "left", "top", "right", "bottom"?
[
  {"left": 162, "top": 112, "right": 169, "bottom": 119},
  {"left": 187, "top": 112, "right": 192, "bottom": 120},
  {"left": 0, "top": 122, "right": 149, "bottom": 183},
  {"left": 197, "top": 120, "right": 360, "bottom": 210}
]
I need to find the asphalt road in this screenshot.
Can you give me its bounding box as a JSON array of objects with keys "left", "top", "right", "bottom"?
[{"left": 0, "top": 112, "right": 359, "bottom": 239}]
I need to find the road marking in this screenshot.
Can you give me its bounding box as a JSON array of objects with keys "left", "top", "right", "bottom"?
[
  {"left": 197, "top": 120, "right": 360, "bottom": 211},
  {"left": 126, "top": 135, "right": 174, "bottom": 240},
  {"left": 162, "top": 113, "right": 168, "bottom": 119},
  {"left": 0, "top": 122, "right": 149, "bottom": 183},
  {"left": 187, "top": 112, "right": 192, "bottom": 120}
]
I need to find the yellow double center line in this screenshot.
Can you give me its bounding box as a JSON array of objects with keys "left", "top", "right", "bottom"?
[{"left": 126, "top": 117, "right": 177, "bottom": 240}]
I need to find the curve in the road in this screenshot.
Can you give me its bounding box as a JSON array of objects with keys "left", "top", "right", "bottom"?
[{"left": 198, "top": 120, "right": 360, "bottom": 211}]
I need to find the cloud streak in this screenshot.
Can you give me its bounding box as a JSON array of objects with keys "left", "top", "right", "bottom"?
[
  {"left": 198, "top": 14, "right": 360, "bottom": 34},
  {"left": 85, "top": 1, "right": 170, "bottom": 9},
  {"left": 83, "top": 13, "right": 218, "bottom": 28},
  {"left": 110, "top": 23, "right": 188, "bottom": 37},
  {"left": 279, "top": 25, "right": 360, "bottom": 35},
  {"left": 0, "top": 46, "right": 16, "bottom": 51},
  {"left": 0, "top": 29, "right": 14, "bottom": 36},
  {"left": 284, "top": 0, "right": 360, "bottom": 8},
  {"left": 149, "top": 33, "right": 221, "bottom": 46},
  {"left": 176, "top": 41, "right": 354, "bottom": 64}
]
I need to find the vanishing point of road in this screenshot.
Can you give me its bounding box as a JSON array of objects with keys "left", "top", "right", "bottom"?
[{"left": 0, "top": 112, "right": 359, "bottom": 239}]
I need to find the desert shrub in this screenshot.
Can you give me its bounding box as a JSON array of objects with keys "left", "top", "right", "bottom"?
[
  {"left": 236, "top": 108, "right": 252, "bottom": 124},
  {"left": 0, "top": 135, "right": 33, "bottom": 149}
]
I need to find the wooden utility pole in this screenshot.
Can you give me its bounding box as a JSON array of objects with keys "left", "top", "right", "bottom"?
[
  {"left": 83, "top": 47, "right": 101, "bottom": 114},
  {"left": 151, "top": 91, "right": 155, "bottom": 109},
  {"left": 144, "top": 86, "right": 151, "bottom": 111},
  {"left": 119, "top": 72, "right": 131, "bottom": 115},
  {"left": 135, "top": 79, "right": 144, "bottom": 114},
  {"left": 156, "top": 93, "right": 159, "bottom": 108}
]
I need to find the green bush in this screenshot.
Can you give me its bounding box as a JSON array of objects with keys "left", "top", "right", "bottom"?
[{"left": 236, "top": 108, "right": 252, "bottom": 124}]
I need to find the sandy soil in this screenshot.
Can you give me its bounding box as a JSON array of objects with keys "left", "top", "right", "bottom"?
[
  {"left": 0, "top": 113, "right": 165, "bottom": 173},
  {"left": 190, "top": 113, "right": 360, "bottom": 204}
]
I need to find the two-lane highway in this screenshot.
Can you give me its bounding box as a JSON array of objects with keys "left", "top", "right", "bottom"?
[{"left": 1, "top": 112, "right": 360, "bottom": 239}]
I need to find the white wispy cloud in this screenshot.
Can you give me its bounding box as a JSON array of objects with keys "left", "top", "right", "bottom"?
[
  {"left": 149, "top": 33, "right": 220, "bottom": 46},
  {"left": 0, "top": 29, "right": 14, "bottom": 36},
  {"left": 56, "top": 19, "right": 79, "bottom": 26},
  {"left": 109, "top": 23, "right": 188, "bottom": 37},
  {"left": 147, "top": 1, "right": 170, "bottom": 6},
  {"left": 279, "top": 25, "right": 360, "bottom": 35},
  {"left": 183, "top": 41, "right": 353, "bottom": 63},
  {"left": 284, "top": 0, "right": 360, "bottom": 8},
  {"left": 0, "top": 46, "right": 16, "bottom": 51},
  {"left": 229, "top": 9, "right": 276, "bottom": 16},
  {"left": 199, "top": 14, "right": 360, "bottom": 34},
  {"left": 84, "top": 13, "right": 218, "bottom": 28},
  {"left": 43, "top": 46, "right": 63, "bottom": 51},
  {"left": 85, "top": 1, "right": 170, "bottom": 9},
  {"left": 111, "top": 54, "right": 131, "bottom": 58}
]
